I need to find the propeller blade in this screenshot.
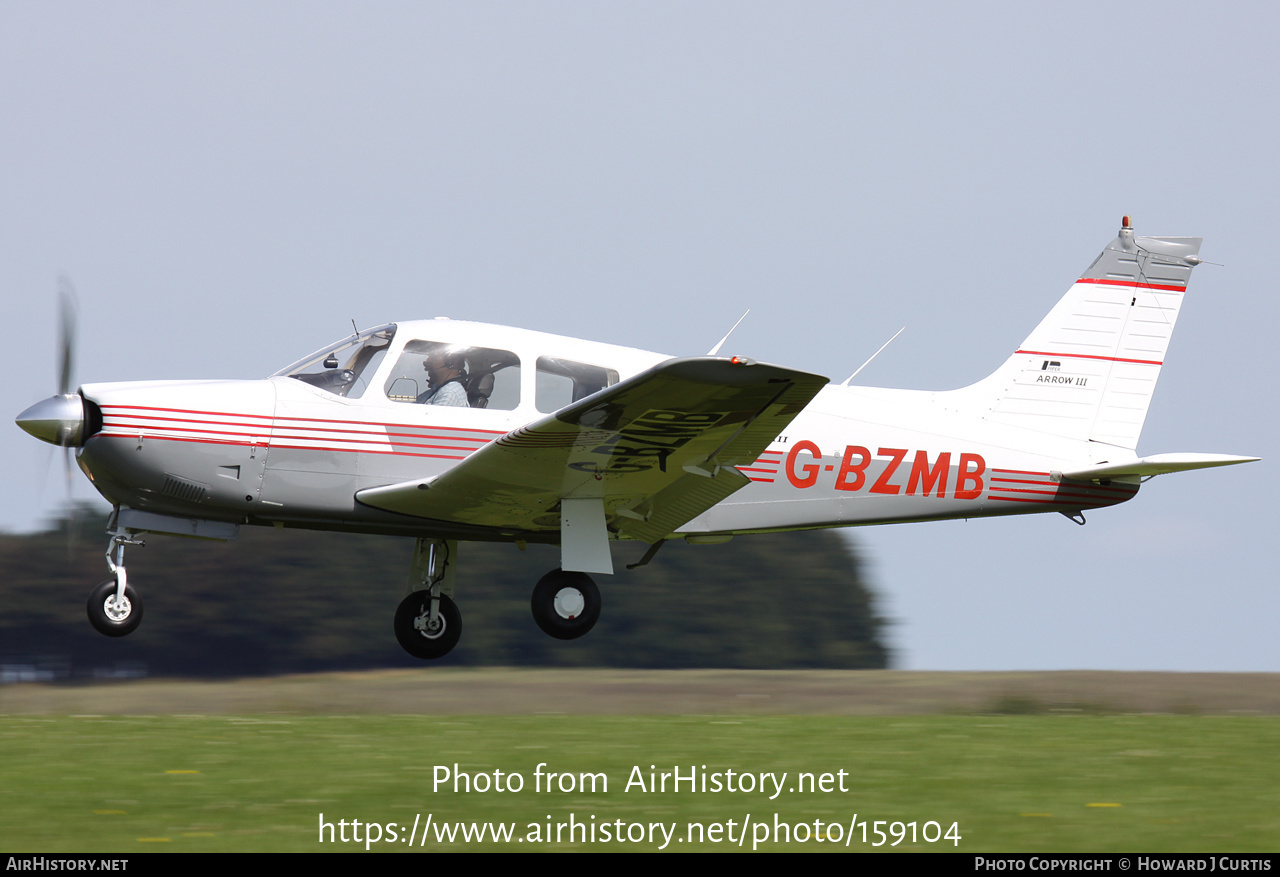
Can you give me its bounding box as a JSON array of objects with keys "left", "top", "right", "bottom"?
[{"left": 57, "top": 275, "right": 78, "bottom": 397}]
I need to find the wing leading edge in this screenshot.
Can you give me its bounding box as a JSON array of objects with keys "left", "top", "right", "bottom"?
[{"left": 355, "top": 357, "right": 828, "bottom": 565}]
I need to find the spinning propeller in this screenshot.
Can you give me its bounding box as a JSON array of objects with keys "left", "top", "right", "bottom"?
[
  {"left": 16, "top": 279, "right": 91, "bottom": 547},
  {"left": 16, "top": 278, "right": 86, "bottom": 450}
]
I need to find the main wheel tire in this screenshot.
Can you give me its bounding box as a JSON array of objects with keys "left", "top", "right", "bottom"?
[
  {"left": 531, "top": 569, "right": 601, "bottom": 640},
  {"left": 87, "top": 579, "right": 143, "bottom": 637},
  {"left": 394, "top": 591, "right": 462, "bottom": 659}
]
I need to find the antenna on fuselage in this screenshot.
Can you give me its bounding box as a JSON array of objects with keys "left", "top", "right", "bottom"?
[
  {"left": 840, "top": 326, "right": 905, "bottom": 386},
  {"left": 350, "top": 318, "right": 360, "bottom": 337},
  {"left": 707, "top": 309, "right": 750, "bottom": 356}
]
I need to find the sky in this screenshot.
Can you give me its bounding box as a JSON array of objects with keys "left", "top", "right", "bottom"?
[{"left": 3, "top": 2, "right": 1275, "bottom": 672}]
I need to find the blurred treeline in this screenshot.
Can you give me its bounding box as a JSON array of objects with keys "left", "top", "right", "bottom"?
[{"left": 1, "top": 506, "right": 888, "bottom": 677}]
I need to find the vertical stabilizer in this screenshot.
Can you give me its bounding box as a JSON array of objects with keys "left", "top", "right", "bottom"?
[{"left": 961, "top": 218, "right": 1202, "bottom": 450}]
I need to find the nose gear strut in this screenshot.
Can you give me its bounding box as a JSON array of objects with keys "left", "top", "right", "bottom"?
[{"left": 87, "top": 509, "right": 146, "bottom": 637}]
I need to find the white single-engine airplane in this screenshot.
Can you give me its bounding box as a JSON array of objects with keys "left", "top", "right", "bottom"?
[{"left": 16, "top": 218, "right": 1258, "bottom": 659}]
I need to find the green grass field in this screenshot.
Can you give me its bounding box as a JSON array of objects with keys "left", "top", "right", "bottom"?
[{"left": 3, "top": 705, "right": 1278, "bottom": 851}]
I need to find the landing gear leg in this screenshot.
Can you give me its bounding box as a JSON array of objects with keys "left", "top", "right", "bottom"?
[
  {"left": 394, "top": 538, "right": 461, "bottom": 660},
  {"left": 87, "top": 526, "right": 145, "bottom": 637}
]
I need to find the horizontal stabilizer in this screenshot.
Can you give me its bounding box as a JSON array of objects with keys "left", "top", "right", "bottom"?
[{"left": 1059, "top": 453, "right": 1259, "bottom": 481}]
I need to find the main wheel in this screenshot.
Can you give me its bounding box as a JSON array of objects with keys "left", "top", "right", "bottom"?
[
  {"left": 87, "top": 579, "right": 143, "bottom": 637},
  {"left": 394, "top": 591, "right": 462, "bottom": 659},
  {"left": 531, "top": 569, "right": 601, "bottom": 640}
]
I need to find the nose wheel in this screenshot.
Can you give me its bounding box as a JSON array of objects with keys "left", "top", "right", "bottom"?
[
  {"left": 531, "top": 569, "right": 601, "bottom": 640},
  {"left": 87, "top": 578, "right": 143, "bottom": 637}
]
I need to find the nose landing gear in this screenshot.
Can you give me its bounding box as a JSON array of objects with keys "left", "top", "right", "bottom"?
[{"left": 87, "top": 530, "right": 145, "bottom": 637}]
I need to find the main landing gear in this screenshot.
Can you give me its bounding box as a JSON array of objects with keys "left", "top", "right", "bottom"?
[
  {"left": 530, "top": 568, "right": 601, "bottom": 640},
  {"left": 394, "top": 590, "right": 462, "bottom": 659},
  {"left": 393, "top": 538, "right": 603, "bottom": 660},
  {"left": 86, "top": 529, "right": 145, "bottom": 637},
  {"left": 395, "top": 537, "right": 461, "bottom": 659}
]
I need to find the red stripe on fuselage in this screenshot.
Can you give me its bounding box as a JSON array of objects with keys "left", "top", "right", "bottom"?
[
  {"left": 96, "top": 431, "right": 471, "bottom": 461},
  {"left": 100, "top": 405, "right": 504, "bottom": 436},
  {"left": 106, "top": 411, "right": 490, "bottom": 446},
  {"left": 97, "top": 404, "right": 498, "bottom": 459}
]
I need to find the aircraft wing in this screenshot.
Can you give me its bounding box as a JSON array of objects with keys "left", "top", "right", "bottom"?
[{"left": 355, "top": 357, "right": 827, "bottom": 547}]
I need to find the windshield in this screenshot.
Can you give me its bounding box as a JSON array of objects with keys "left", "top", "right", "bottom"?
[{"left": 274, "top": 323, "right": 397, "bottom": 398}]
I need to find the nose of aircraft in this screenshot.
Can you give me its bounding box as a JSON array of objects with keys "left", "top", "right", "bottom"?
[{"left": 15, "top": 393, "right": 85, "bottom": 446}]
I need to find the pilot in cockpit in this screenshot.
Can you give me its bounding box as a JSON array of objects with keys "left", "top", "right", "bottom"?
[{"left": 419, "top": 350, "right": 470, "bottom": 406}]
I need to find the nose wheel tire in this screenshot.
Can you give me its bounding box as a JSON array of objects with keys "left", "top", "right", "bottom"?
[
  {"left": 87, "top": 579, "right": 143, "bottom": 637},
  {"left": 531, "top": 569, "right": 601, "bottom": 640},
  {"left": 394, "top": 591, "right": 462, "bottom": 659}
]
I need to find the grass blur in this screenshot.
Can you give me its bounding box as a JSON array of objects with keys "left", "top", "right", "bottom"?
[{"left": 3, "top": 708, "right": 1278, "bottom": 852}]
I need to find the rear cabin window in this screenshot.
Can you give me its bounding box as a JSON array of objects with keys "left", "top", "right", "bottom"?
[
  {"left": 384, "top": 341, "right": 521, "bottom": 410},
  {"left": 535, "top": 356, "right": 619, "bottom": 413}
]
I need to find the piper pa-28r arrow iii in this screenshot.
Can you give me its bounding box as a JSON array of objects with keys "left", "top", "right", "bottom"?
[{"left": 16, "top": 218, "right": 1259, "bottom": 658}]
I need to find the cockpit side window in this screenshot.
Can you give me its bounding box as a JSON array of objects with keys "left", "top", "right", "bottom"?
[
  {"left": 536, "top": 356, "right": 619, "bottom": 413},
  {"left": 384, "top": 341, "right": 521, "bottom": 410},
  {"left": 276, "top": 325, "right": 396, "bottom": 399}
]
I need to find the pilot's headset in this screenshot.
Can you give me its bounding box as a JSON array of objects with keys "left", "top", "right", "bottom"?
[{"left": 440, "top": 349, "right": 467, "bottom": 372}]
